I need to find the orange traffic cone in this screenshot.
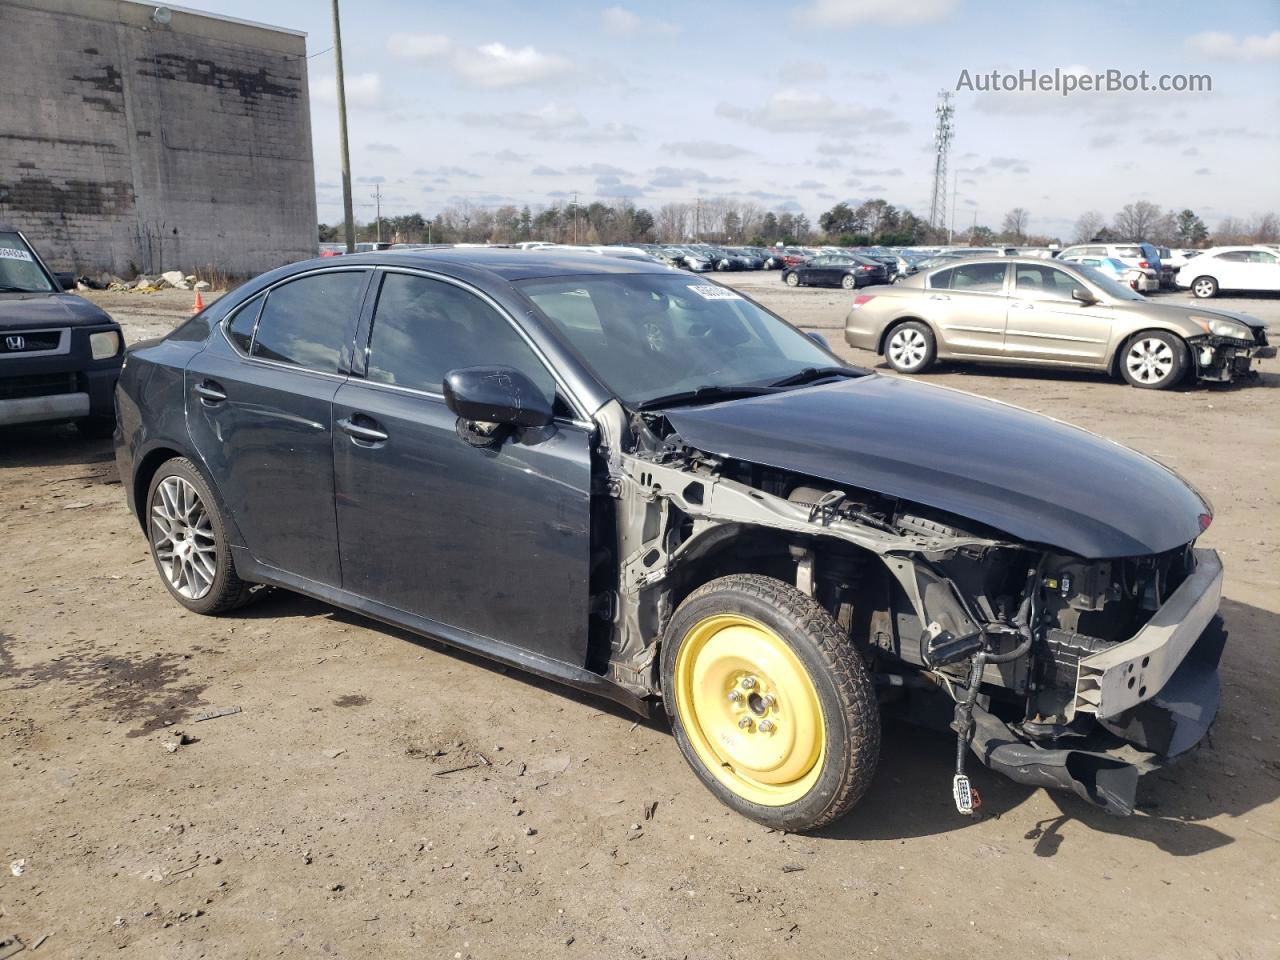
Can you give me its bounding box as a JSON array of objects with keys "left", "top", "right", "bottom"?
[{"left": 192, "top": 289, "right": 205, "bottom": 315}]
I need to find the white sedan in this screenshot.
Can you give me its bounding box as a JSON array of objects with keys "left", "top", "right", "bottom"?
[{"left": 1177, "top": 245, "right": 1280, "bottom": 298}]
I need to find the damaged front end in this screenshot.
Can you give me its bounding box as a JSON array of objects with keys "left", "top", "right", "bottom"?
[
  {"left": 592, "top": 397, "right": 1226, "bottom": 816},
  {"left": 1188, "top": 328, "right": 1275, "bottom": 383}
]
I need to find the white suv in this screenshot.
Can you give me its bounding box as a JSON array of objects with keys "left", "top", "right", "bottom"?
[
  {"left": 1057, "top": 242, "right": 1162, "bottom": 291},
  {"left": 1176, "top": 246, "right": 1280, "bottom": 298}
]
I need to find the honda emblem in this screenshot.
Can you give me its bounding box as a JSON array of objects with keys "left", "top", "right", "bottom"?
[{"left": 4, "top": 335, "right": 25, "bottom": 351}]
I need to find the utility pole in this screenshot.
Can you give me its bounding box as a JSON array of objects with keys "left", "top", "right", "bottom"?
[
  {"left": 949, "top": 167, "right": 957, "bottom": 244},
  {"left": 695, "top": 198, "right": 702, "bottom": 240},
  {"left": 330, "top": 0, "right": 356, "bottom": 254},
  {"left": 373, "top": 184, "right": 382, "bottom": 243},
  {"left": 572, "top": 191, "right": 579, "bottom": 244}
]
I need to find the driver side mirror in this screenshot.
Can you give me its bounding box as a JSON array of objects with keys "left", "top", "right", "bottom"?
[
  {"left": 1071, "top": 286, "right": 1097, "bottom": 305},
  {"left": 807, "top": 331, "right": 830, "bottom": 350},
  {"left": 443, "top": 365, "right": 553, "bottom": 429}
]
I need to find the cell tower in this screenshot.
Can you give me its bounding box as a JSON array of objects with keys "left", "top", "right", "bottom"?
[{"left": 929, "top": 91, "right": 954, "bottom": 233}]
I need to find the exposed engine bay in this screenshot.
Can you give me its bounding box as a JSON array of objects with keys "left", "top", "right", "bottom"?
[{"left": 590, "top": 399, "right": 1226, "bottom": 816}]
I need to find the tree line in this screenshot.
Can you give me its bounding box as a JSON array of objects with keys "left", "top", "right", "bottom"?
[{"left": 320, "top": 197, "right": 1277, "bottom": 250}]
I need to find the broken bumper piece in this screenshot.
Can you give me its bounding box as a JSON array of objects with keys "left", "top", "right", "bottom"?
[{"left": 968, "top": 620, "right": 1225, "bottom": 815}]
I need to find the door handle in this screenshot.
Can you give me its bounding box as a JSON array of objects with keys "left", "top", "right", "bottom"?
[
  {"left": 193, "top": 381, "right": 227, "bottom": 403},
  {"left": 1009, "top": 301, "right": 1035, "bottom": 310},
  {"left": 337, "top": 416, "right": 389, "bottom": 444},
  {"left": 928, "top": 294, "right": 951, "bottom": 300}
]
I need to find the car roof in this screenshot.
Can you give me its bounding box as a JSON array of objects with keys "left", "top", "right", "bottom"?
[{"left": 327, "top": 246, "right": 677, "bottom": 281}]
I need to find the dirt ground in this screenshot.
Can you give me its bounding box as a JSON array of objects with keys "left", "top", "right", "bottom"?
[{"left": 1, "top": 278, "right": 1278, "bottom": 959}]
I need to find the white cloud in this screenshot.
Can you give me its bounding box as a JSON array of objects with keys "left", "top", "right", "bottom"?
[
  {"left": 567, "top": 163, "right": 633, "bottom": 177},
  {"left": 601, "top": 6, "right": 680, "bottom": 35},
  {"left": 798, "top": 0, "right": 956, "bottom": 28},
  {"left": 716, "top": 89, "right": 907, "bottom": 135},
  {"left": 648, "top": 166, "right": 735, "bottom": 188},
  {"left": 386, "top": 33, "right": 451, "bottom": 60},
  {"left": 778, "top": 61, "right": 829, "bottom": 84},
  {"left": 664, "top": 140, "right": 752, "bottom": 160},
  {"left": 312, "top": 71, "right": 382, "bottom": 106},
  {"left": 452, "top": 42, "right": 574, "bottom": 88},
  {"left": 1186, "top": 30, "right": 1280, "bottom": 61},
  {"left": 367, "top": 142, "right": 400, "bottom": 153},
  {"left": 460, "top": 103, "right": 586, "bottom": 133}
]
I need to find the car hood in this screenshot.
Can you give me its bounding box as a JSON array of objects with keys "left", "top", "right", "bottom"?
[
  {"left": 1128, "top": 300, "right": 1267, "bottom": 331},
  {"left": 663, "top": 375, "right": 1208, "bottom": 559},
  {"left": 0, "top": 291, "right": 115, "bottom": 331}
]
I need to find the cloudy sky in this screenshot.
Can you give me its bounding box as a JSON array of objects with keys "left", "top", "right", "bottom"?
[{"left": 204, "top": 0, "right": 1279, "bottom": 237}]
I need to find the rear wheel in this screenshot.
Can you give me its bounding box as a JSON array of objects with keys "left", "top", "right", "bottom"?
[
  {"left": 661, "top": 575, "right": 879, "bottom": 832},
  {"left": 841, "top": 274, "right": 856, "bottom": 289},
  {"left": 884, "top": 320, "right": 936, "bottom": 374},
  {"left": 1120, "top": 330, "right": 1188, "bottom": 389},
  {"left": 146, "top": 457, "right": 254, "bottom": 614},
  {"left": 1191, "top": 276, "right": 1218, "bottom": 299}
]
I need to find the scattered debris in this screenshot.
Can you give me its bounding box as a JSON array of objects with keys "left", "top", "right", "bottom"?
[
  {"left": 30, "top": 934, "right": 48, "bottom": 951},
  {"left": 161, "top": 732, "right": 195, "bottom": 753},
  {"left": 643, "top": 800, "right": 658, "bottom": 821},
  {"left": 323, "top": 749, "right": 346, "bottom": 760},
  {"left": 194, "top": 706, "right": 242, "bottom": 723},
  {"left": 0, "top": 935, "right": 25, "bottom": 960},
  {"left": 432, "top": 762, "right": 484, "bottom": 777},
  {"left": 8, "top": 860, "right": 25, "bottom": 878},
  {"left": 781, "top": 864, "right": 806, "bottom": 873}
]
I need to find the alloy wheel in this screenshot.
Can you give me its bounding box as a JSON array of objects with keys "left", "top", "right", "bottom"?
[
  {"left": 1192, "top": 278, "right": 1216, "bottom": 298},
  {"left": 888, "top": 327, "right": 928, "bottom": 370},
  {"left": 150, "top": 476, "right": 218, "bottom": 600},
  {"left": 1125, "top": 337, "right": 1175, "bottom": 385}
]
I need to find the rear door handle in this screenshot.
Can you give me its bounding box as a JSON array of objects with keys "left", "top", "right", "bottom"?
[
  {"left": 193, "top": 381, "right": 227, "bottom": 403},
  {"left": 337, "top": 416, "right": 389, "bottom": 444},
  {"left": 1009, "top": 301, "right": 1035, "bottom": 310},
  {"left": 928, "top": 294, "right": 951, "bottom": 300}
]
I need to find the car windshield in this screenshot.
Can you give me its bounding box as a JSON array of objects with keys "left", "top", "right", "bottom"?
[
  {"left": 0, "top": 232, "right": 55, "bottom": 293},
  {"left": 517, "top": 273, "right": 840, "bottom": 406},
  {"left": 1072, "top": 264, "right": 1147, "bottom": 300}
]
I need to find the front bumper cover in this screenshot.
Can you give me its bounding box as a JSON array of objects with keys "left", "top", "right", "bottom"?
[{"left": 969, "top": 593, "right": 1226, "bottom": 815}]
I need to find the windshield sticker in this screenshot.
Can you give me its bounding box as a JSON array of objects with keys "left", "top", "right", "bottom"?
[
  {"left": 686, "top": 284, "right": 742, "bottom": 301},
  {"left": 0, "top": 247, "right": 34, "bottom": 262}
]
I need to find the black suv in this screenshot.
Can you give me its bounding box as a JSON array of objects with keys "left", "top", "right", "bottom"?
[{"left": 0, "top": 224, "right": 123, "bottom": 437}]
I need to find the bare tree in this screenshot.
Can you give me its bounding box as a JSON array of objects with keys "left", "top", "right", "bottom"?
[
  {"left": 1112, "top": 201, "right": 1162, "bottom": 240},
  {"left": 1000, "top": 207, "right": 1030, "bottom": 241},
  {"left": 655, "top": 202, "right": 690, "bottom": 242},
  {"left": 1073, "top": 210, "right": 1106, "bottom": 243},
  {"left": 1251, "top": 212, "right": 1280, "bottom": 243}
]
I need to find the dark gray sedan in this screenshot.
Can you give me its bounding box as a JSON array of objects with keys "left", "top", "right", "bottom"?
[{"left": 114, "top": 249, "right": 1228, "bottom": 831}]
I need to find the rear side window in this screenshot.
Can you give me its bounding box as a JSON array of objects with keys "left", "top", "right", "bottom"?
[
  {"left": 931, "top": 261, "right": 1007, "bottom": 292},
  {"left": 365, "top": 272, "right": 554, "bottom": 399},
  {"left": 251, "top": 271, "right": 367, "bottom": 373},
  {"left": 226, "top": 294, "right": 263, "bottom": 353},
  {"left": 1216, "top": 251, "right": 1249, "bottom": 262}
]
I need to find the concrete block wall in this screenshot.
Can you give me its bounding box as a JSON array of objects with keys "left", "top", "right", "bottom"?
[{"left": 0, "top": 0, "right": 317, "bottom": 277}]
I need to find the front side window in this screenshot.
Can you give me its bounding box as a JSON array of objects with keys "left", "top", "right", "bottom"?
[
  {"left": 251, "top": 271, "right": 367, "bottom": 373},
  {"left": 1216, "top": 251, "right": 1249, "bottom": 262},
  {"left": 931, "top": 261, "right": 1007, "bottom": 292},
  {"left": 519, "top": 274, "right": 837, "bottom": 407},
  {"left": 1014, "top": 264, "right": 1080, "bottom": 300},
  {"left": 0, "top": 232, "right": 54, "bottom": 293},
  {"left": 366, "top": 272, "right": 555, "bottom": 400}
]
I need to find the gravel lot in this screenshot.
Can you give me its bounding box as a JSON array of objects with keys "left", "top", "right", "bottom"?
[{"left": 2, "top": 278, "right": 1277, "bottom": 959}]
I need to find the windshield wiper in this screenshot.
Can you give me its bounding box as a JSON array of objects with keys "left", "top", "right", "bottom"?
[
  {"left": 635, "top": 384, "right": 775, "bottom": 411},
  {"left": 768, "top": 366, "right": 861, "bottom": 388},
  {"left": 0, "top": 286, "right": 39, "bottom": 293}
]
